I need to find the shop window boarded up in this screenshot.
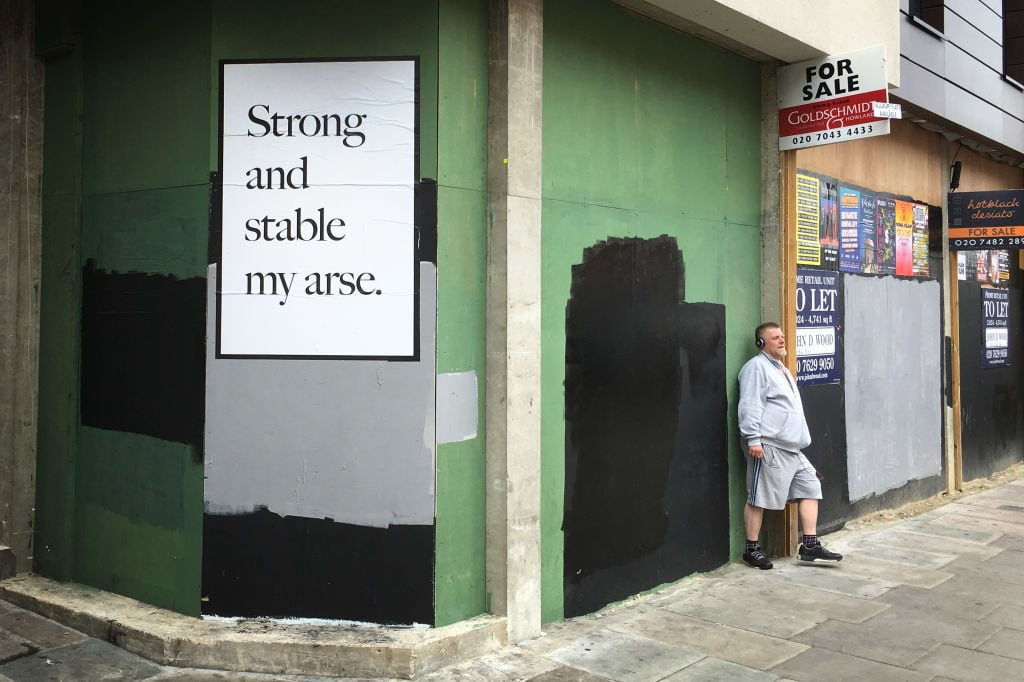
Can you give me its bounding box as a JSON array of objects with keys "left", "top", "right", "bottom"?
[
  {"left": 843, "top": 275, "right": 942, "bottom": 502},
  {"left": 563, "top": 236, "right": 728, "bottom": 618},
  {"left": 958, "top": 279, "right": 1024, "bottom": 481}
]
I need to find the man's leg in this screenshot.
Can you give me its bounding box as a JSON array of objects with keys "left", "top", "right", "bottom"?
[
  {"left": 744, "top": 502, "right": 765, "bottom": 541},
  {"left": 796, "top": 497, "right": 842, "bottom": 562},
  {"left": 742, "top": 503, "right": 773, "bottom": 569},
  {"left": 797, "top": 497, "right": 818, "bottom": 536}
]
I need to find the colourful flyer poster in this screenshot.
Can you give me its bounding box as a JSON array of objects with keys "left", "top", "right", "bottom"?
[
  {"left": 796, "top": 172, "right": 822, "bottom": 266},
  {"left": 976, "top": 251, "right": 996, "bottom": 284},
  {"left": 860, "top": 191, "right": 878, "bottom": 273},
  {"left": 912, "top": 203, "right": 929, "bottom": 277},
  {"left": 894, "top": 200, "right": 914, "bottom": 276},
  {"left": 839, "top": 187, "right": 861, "bottom": 272},
  {"left": 819, "top": 178, "right": 839, "bottom": 270},
  {"left": 875, "top": 196, "right": 896, "bottom": 274},
  {"left": 999, "top": 251, "right": 1011, "bottom": 283}
]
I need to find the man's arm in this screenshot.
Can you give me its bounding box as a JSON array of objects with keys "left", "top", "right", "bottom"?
[{"left": 738, "top": 361, "right": 768, "bottom": 457}]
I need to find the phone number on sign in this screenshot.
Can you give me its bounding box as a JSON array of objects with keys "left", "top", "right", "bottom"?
[
  {"left": 790, "top": 125, "right": 874, "bottom": 147},
  {"left": 799, "top": 356, "right": 835, "bottom": 374}
]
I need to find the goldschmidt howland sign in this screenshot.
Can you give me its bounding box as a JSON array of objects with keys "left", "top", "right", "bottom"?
[
  {"left": 778, "top": 45, "right": 892, "bottom": 151},
  {"left": 949, "top": 189, "right": 1024, "bottom": 250},
  {"left": 218, "top": 58, "right": 418, "bottom": 358}
]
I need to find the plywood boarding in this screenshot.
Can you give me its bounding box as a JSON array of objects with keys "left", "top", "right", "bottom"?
[
  {"left": 954, "top": 145, "right": 1024, "bottom": 192},
  {"left": 796, "top": 120, "right": 943, "bottom": 205}
]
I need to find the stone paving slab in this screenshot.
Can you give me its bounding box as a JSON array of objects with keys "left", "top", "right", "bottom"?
[
  {"left": 525, "top": 667, "right": 609, "bottom": 681},
  {"left": 818, "top": 555, "right": 951, "bottom": 589},
  {"left": 0, "top": 638, "right": 164, "bottom": 681},
  {"left": 981, "top": 602, "right": 1024, "bottom": 630},
  {"left": 791, "top": 617, "right": 942, "bottom": 667},
  {"left": 896, "top": 520, "right": 1003, "bottom": 544},
  {"left": 942, "top": 555, "right": 1024, "bottom": 586},
  {"left": 873, "top": 584, "right": 1000, "bottom": 621},
  {"left": 929, "top": 512, "right": 1024, "bottom": 538},
  {"left": 992, "top": 533, "right": 1024, "bottom": 551},
  {"left": 941, "top": 504, "right": 1024, "bottom": 526},
  {"left": 833, "top": 537, "right": 957, "bottom": 569},
  {"left": 868, "top": 529, "right": 1004, "bottom": 560},
  {"left": 545, "top": 628, "right": 702, "bottom": 682},
  {"left": 610, "top": 608, "right": 807, "bottom": 670},
  {"left": 661, "top": 657, "right": 781, "bottom": 681},
  {"left": 771, "top": 561, "right": 898, "bottom": 599},
  {"left": 659, "top": 579, "right": 827, "bottom": 639},
  {"left": 0, "top": 610, "right": 86, "bottom": 651},
  {"left": 980, "top": 547, "right": 1024, "bottom": 569},
  {"left": 910, "top": 643, "right": 1024, "bottom": 681},
  {"left": 769, "top": 646, "right": 932, "bottom": 681},
  {"left": 977, "top": 627, "right": 1024, "bottom": 661},
  {"left": 928, "top": 573, "right": 1024, "bottom": 607}
]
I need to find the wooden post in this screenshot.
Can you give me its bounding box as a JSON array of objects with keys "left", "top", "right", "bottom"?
[
  {"left": 948, "top": 256, "right": 964, "bottom": 491},
  {"left": 762, "top": 150, "right": 799, "bottom": 558}
]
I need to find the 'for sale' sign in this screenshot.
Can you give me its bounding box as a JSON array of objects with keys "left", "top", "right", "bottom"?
[{"left": 778, "top": 45, "right": 891, "bottom": 151}]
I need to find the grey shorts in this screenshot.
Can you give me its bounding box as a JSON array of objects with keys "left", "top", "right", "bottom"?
[{"left": 746, "top": 443, "right": 822, "bottom": 510}]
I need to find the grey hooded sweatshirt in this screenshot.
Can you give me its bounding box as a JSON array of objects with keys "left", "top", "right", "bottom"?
[{"left": 737, "top": 351, "right": 811, "bottom": 452}]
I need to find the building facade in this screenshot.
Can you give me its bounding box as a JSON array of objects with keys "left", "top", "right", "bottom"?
[{"left": 0, "top": 0, "right": 1020, "bottom": 651}]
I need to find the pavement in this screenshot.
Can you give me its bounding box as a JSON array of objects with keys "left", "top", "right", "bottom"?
[{"left": 2, "top": 475, "right": 1024, "bottom": 681}]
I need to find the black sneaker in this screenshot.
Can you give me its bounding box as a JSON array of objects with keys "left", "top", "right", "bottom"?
[
  {"left": 743, "top": 548, "right": 774, "bottom": 570},
  {"left": 798, "top": 542, "right": 843, "bottom": 562}
]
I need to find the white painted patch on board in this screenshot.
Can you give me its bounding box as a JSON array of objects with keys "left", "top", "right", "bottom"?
[
  {"left": 436, "top": 371, "right": 478, "bottom": 444},
  {"left": 844, "top": 274, "right": 942, "bottom": 502}
]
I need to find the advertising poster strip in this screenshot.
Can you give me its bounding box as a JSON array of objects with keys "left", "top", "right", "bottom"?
[
  {"left": 839, "top": 186, "right": 862, "bottom": 272},
  {"left": 912, "top": 203, "right": 930, "bottom": 276},
  {"left": 819, "top": 177, "right": 839, "bottom": 270},
  {"left": 875, "top": 196, "right": 897, "bottom": 275},
  {"left": 795, "top": 268, "right": 841, "bottom": 386},
  {"left": 797, "top": 173, "right": 823, "bottom": 266},
  {"left": 981, "top": 288, "right": 1010, "bottom": 368},
  {"left": 894, "top": 200, "right": 914, "bottom": 276},
  {"left": 860, "top": 190, "right": 879, "bottom": 273}
]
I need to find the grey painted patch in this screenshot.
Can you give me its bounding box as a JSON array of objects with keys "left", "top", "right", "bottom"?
[
  {"left": 203, "top": 263, "right": 436, "bottom": 527},
  {"left": 436, "top": 370, "right": 478, "bottom": 444},
  {"left": 844, "top": 275, "right": 942, "bottom": 502}
]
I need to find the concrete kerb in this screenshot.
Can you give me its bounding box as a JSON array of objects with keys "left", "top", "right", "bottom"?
[{"left": 0, "top": 574, "right": 506, "bottom": 678}]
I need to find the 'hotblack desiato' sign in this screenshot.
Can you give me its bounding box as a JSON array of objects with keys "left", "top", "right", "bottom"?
[{"left": 949, "top": 189, "right": 1024, "bottom": 251}]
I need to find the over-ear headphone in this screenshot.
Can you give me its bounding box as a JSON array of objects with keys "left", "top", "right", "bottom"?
[{"left": 755, "top": 334, "right": 765, "bottom": 349}]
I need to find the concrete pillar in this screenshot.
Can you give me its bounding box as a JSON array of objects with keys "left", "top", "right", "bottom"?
[
  {"left": 485, "top": 0, "right": 543, "bottom": 643},
  {"left": 0, "top": 0, "right": 43, "bottom": 576},
  {"left": 759, "top": 63, "right": 782, "bottom": 324}
]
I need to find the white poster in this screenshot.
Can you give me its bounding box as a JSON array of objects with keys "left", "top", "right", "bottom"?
[{"left": 218, "top": 59, "right": 417, "bottom": 358}]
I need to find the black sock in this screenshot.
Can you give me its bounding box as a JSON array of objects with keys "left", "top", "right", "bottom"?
[
  {"left": 803, "top": 534, "right": 819, "bottom": 548},
  {"left": 745, "top": 540, "right": 759, "bottom": 552}
]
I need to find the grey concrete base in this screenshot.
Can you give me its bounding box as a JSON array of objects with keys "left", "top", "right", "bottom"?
[{"left": 0, "top": 575, "right": 506, "bottom": 679}]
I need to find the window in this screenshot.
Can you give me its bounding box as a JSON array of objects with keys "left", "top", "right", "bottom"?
[
  {"left": 1006, "top": 1, "right": 1024, "bottom": 87},
  {"left": 909, "top": 0, "right": 945, "bottom": 35}
]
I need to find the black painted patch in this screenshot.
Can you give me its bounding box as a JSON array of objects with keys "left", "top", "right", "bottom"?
[
  {"left": 958, "top": 278, "right": 1024, "bottom": 482},
  {"left": 563, "top": 236, "right": 728, "bottom": 618},
  {"left": 801, "top": 382, "right": 849, "bottom": 534},
  {"left": 415, "top": 178, "right": 437, "bottom": 265},
  {"left": 80, "top": 262, "right": 206, "bottom": 457},
  {"left": 202, "top": 510, "right": 434, "bottom": 625}
]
